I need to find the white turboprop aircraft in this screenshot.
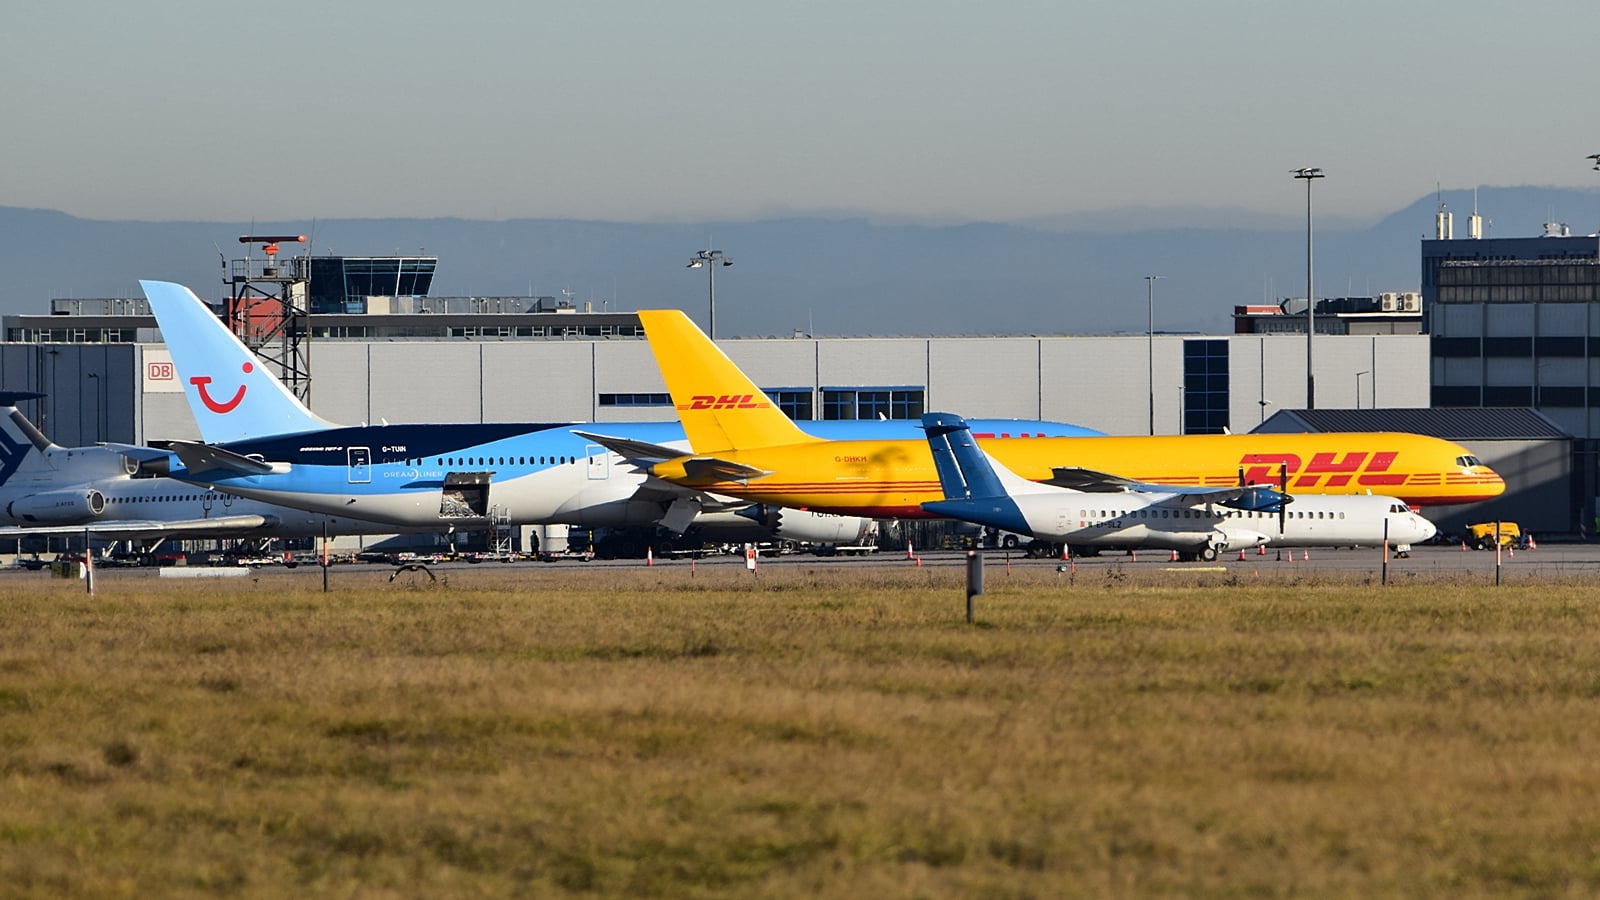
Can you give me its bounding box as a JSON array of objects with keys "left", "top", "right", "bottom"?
[
  {"left": 919, "top": 412, "right": 1437, "bottom": 560},
  {"left": 0, "top": 393, "right": 428, "bottom": 546}
]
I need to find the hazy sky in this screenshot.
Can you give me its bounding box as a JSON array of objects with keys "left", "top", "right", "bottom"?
[{"left": 5, "top": 1, "right": 1596, "bottom": 225}]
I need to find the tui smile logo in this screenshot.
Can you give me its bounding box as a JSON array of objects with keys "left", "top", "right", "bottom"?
[{"left": 190, "top": 362, "right": 253, "bottom": 414}]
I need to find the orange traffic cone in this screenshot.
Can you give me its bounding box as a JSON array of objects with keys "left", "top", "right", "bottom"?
[
  {"left": 1461, "top": 540, "right": 1468, "bottom": 552},
  {"left": 646, "top": 547, "right": 654, "bottom": 566},
  {"left": 1171, "top": 550, "right": 1179, "bottom": 562},
  {"left": 1238, "top": 548, "right": 1247, "bottom": 561},
  {"left": 1302, "top": 550, "right": 1309, "bottom": 561},
  {"left": 906, "top": 540, "right": 914, "bottom": 560},
  {"left": 1529, "top": 535, "right": 1538, "bottom": 550},
  {"left": 1258, "top": 544, "right": 1266, "bottom": 555}
]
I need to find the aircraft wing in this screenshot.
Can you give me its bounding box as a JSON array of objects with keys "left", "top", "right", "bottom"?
[
  {"left": 1048, "top": 466, "right": 1287, "bottom": 510},
  {"left": 574, "top": 431, "right": 770, "bottom": 482},
  {"left": 572, "top": 431, "right": 684, "bottom": 466},
  {"left": 164, "top": 441, "right": 286, "bottom": 477},
  {"left": 624, "top": 477, "right": 756, "bottom": 513},
  {"left": 0, "top": 514, "right": 279, "bottom": 539}
]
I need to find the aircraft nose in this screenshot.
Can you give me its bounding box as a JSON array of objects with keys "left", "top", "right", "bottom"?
[{"left": 1417, "top": 516, "right": 1437, "bottom": 542}]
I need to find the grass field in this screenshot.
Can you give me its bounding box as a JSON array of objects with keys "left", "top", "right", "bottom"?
[{"left": 3, "top": 563, "right": 1600, "bottom": 897}]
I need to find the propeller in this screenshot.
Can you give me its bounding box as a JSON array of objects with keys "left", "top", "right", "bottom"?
[{"left": 1278, "top": 462, "right": 1288, "bottom": 534}]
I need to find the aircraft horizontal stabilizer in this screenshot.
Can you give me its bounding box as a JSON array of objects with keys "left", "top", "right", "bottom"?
[
  {"left": 680, "top": 457, "right": 772, "bottom": 483},
  {"left": 166, "top": 441, "right": 285, "bottom": 477},
  {"left": 103, "top": 443, "right": 174, "bottom": 464}
]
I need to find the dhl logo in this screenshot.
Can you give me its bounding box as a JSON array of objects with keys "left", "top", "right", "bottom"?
[
  {"left": 677, "top": 394, "right": 773, "bottom": 411},
  {"left": 1239, "top": 451, "right": 1406, "bottom": 489}
]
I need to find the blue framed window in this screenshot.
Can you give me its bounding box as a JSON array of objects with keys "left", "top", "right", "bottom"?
[
  {"left": 598, "top": 393, "right": 671, "bottom": 407},
  {"left": 821, "top": 387, "right": 925, "bottom": 421},
  {"left": 763, "top": 388, "right": 815, "bottom": 421},
  {"left": 1182, "top": 340, "right": 1229, "bottom": 434}
]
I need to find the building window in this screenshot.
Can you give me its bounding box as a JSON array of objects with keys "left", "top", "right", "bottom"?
[
  {"left": 1432, "top": 337, "right": 1481, "bottom": 358},
  {"left": 597, "top": 393, "right": 671, "bottom": 407},
  {"left": 763, "top": 388, "right": 814, "bottom": 421},
  {"left": 1539, "top": 386, "right": 1586, "bottom": 407},
  {"left": 1483, "top": 337, "right": 1532, "bottom": 357},
  {"left": 1482, "top": 386, "right": 1533, "bottom": 406},
  {"left": 1535, "top": 336, "right": 1587, "bottom": 357},
  {"left": 1181, "top": 340, "right": 1229, "bottom": 434},
  {"left": 821, "top": 387, "right": 925, "bottom": 421},
  {"left": 1431, "top": 385, "right": 1482, "bottom": 407}
]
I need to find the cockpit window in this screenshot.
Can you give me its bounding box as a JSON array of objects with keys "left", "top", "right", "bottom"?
[
  {"left": 1455, "top": 455, "right": 1482, "bottom": 468},
  {"left": 1390, "top": 503, "right": 1410, "bottom": 514}
]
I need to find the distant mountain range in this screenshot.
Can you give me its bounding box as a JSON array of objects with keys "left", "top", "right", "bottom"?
[{"left": 4, "top": 186, "right": 1599, "bottom": 337}]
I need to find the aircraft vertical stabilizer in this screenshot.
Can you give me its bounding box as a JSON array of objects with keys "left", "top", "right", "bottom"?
[
  {"left": 919, "top": 412, "right": 1032, "bottom": 534},
  {"left": 140, "top": 281, "right": 334, "bottom": 442},
  {"left": 637, "top": 310, "right": 819, "bottom": 452}
]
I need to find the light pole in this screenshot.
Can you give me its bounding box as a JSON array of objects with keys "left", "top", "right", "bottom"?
[
  {"left": 1145, "top": 275, "right": 1164, "bottom": 435},
  {"left": 1292, "top": 166, "right": 1324, "bottom": 408},
  {"left": 687, "top": 248, "right": 733, "bottom": 339},
  {"left": 1355, "top": 370, "right": 1370, "bottom": 409}
]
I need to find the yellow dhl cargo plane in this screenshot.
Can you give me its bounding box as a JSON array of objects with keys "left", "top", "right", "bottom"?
[{"left": 582, "top": 310, "right": 1504, "bottom": 518}]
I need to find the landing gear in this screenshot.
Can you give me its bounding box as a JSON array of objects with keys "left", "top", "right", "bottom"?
[{"left": 1199, "top": 544, "right": 1219, "bottom": 562}]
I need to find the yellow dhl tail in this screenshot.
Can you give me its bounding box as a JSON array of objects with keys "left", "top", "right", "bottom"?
[{"left": 637, "top": 309, "right": 820, "bottom": 452}]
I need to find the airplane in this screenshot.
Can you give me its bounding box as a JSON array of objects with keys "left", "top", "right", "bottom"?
[
  {"left": 579, "top": 309, "right": 1505, "bottom": 517},
  {"left": 920, "top": 412, "right": 1436, "bottom": 560},
  {"left": 0, "top": 392, "right": 437, "bottom": 548},
  {"left": 137, "top": 280, "right": 1098, "bottom": 548}
]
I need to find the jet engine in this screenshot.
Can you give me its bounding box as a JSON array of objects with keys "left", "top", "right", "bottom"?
[
  {"left": 8, "top": 489, "right": 108, "bottom": 524},
  {"left": 727, "top": 504, "right": 874, "bottom": 545}
]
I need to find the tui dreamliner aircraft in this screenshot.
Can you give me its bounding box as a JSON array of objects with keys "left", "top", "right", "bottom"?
[
  {"left": 138, "top": 280, "right": 1098, "bottom": 544},
  {"left": 920, "top": 412, "right": 1436, "bottom": 560},
  {"left": 580, "top": 309, "right": 1505, "bottom": 517}
]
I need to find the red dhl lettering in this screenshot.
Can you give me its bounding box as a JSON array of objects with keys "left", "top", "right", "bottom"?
[
  {"left": 1238, "top": 450, "right": 1406, "bottom": 488},
  {"left": 677, "top": 393, "right": 774, "bottom": 411}
]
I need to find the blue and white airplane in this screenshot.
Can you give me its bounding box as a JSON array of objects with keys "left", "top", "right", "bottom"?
[
  {"left": 920, "top": 412, "right": 1436, "bottom": 560},
  {"left": 139, "top": 281, "right": 1102, "bottom": 542}
]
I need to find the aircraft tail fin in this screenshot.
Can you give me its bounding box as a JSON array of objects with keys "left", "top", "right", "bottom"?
[
  {"left": 921, "top": 412, "right": 1009, "bottom": 500},
  {"left": 919, "top": 412, "right": 1034, "bottom": 533},
  {"left": 139, "top": 280, "right": 335, "bottom": 442},
  {"left": 636, "top": 309, "right": 817, "bottom": 452}
]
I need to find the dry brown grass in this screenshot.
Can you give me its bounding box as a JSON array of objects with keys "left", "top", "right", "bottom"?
[{"left": 3, "top": 563, "right": 1600, "bottom": 897}]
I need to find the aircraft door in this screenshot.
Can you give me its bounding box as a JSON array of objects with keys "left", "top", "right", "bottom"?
[
  {"left": 348, "top": 447, "right": 372, "bottom": 484},
  {"left": 586, "top": 444, "right": 609, "bottom": 481}
]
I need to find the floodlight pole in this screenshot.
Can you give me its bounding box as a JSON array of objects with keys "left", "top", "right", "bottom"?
[
  {"left": 687, "top": 248, "right": 733, "bottom": 339},
  {"left": 1293, "top": 167, "right": 1325, "bottom": 409},
  {"left": 1146, "top": 275, "right": 1164, "bottom": 435}
]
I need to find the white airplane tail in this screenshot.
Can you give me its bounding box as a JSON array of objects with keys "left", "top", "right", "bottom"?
[{"left": 139, "top": 280, "right": 335, "bottom": 442}]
